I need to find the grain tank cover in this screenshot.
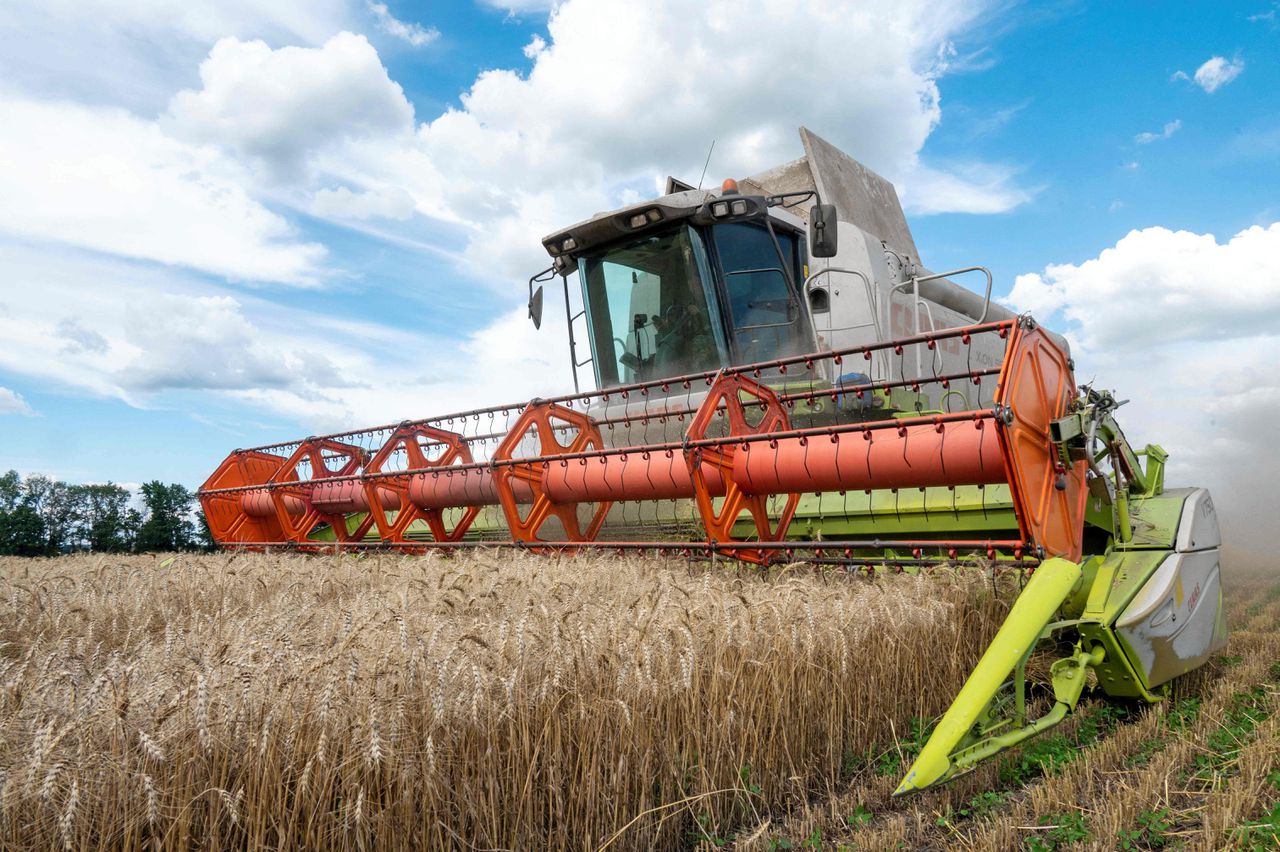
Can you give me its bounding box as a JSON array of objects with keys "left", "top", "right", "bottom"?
[{"left": 738, "top": 126, "right": 920, "bottom": 262}]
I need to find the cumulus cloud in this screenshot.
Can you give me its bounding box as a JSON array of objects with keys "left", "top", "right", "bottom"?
[
  {"left": 366, "top": 2, "right": 438, "bottom": 47},
  {"left": 0, "top": 240, "right": 570, "bottom": 431},
  {"left": 0, "top": 244, "right": 349, "bottom": 403},
  {"left": 406, "top": 0, "right": 1023, "bottom": 278},
  {"left": 141, "top": 0, "right": 1028, "bottom": 295},
  {"left": 0, "top": 96, "right": 326, "bottom": 284},
  {"left": 0, "top": 388, "right": 35, "bottom": 416},
  {"left": 0, "top": 0, "right": 1035, "bottom": 436},
  {"left": 1006, "top": 224, "right": 1280, "bottom": 350},
  {"left": 1005, "top": 222, "right": 1280, "bottom": 555},
  {"left": 1135, "top": 119, "right": 1181, "bottom": 144},
  {"left": 1172, "top": 56, "right": 1245, "bottom": 93},
  {"left": 0, "top": 1, "right": 354, "bottom": 111},
  {"left": 166, "top": 32, "right": 415, "bottom": 180}
]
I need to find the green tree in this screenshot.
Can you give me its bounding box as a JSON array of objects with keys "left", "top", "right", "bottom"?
[
  {"left": 0, "top": 470, "right": 20, "bottom": 513},
  {"left": 77, "top": 483, "right": 136, "bottom": 552},
  {"left": 136, "top": 481, "right": 196, "bottom": 552},
  {"left": 0, "top": 504, "right": 46, "bottom": 556},
  {"left": 21, "top": 474, "right": 79, "bottom": 554},
  {"left": 195, "top": 509, "right": 217, "bottom": 552},
  {"left": 0, "top": 471, "right": 49, "bottom": 556}
]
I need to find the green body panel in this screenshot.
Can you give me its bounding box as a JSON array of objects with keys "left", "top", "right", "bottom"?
[
  {"left": 785, "top": 485, "right": 1017, "bottom": 539},
  {"left": 1080, "top": 550, "right": 1170, "bottom": 625},
  {"left": 1120, "top": 489, "right": 1189, "bottom": 550}
]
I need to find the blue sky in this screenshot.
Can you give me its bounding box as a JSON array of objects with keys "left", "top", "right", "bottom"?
[{"left": 0, "top": 1, "right": 1277, "bottom": 549}]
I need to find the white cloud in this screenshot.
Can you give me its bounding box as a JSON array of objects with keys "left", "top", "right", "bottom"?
[
  {"left": 143, "top": 0, "right": 1024, "bottom": 297},
  {"left": 0, "top": 1, "right": 354, "bottom": 111},
  {"left": 1006, "top": 224, "right": 1280, "bottom": 350},
  {"left": 309, "top": 185, "right": 416, "bottom": 220},
  {"left": 0, "top": 0, "right": 1036, "bottom": 441},
  {"left": 1173, "top": 56, "right": 1245, "bottom": 93},
  {"left": 0, "top": 243, "right": 344, "bottom": 402},
  {"left": 0, "top": 388, "right": 35, "bottom": 416},
  {"left": 898, "top": 162, "right": 1035, "bottom": 214},
  {"left": 166, "top": 33, "right": 415, "bottom": 180},
  {"left": 1005, "top": 222, "right": 1280, "bottom": 555},
  {"left": 0, "top": 239, "right": 570, "bottom": 431},
  {"left": 0, "top": 96, "right": 326, "bottom": 284},
  {"left": 522, "top": 34, "right": 547, "bottom": 58},
  {"left": 366, "top": 2, "right": 439, "bottom": 47},
  {"left": 1135, "top": 119, "right": 1181, "bottom": 144},
  {"left": 401, "top": 0, "right": 1023, "bottom": 278},
  {"left": 479, "top": 0, "right": 559, "bottom": 13}
]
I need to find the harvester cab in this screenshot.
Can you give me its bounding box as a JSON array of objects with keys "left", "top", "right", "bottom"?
[
  {"left": 199, "top": 127, "right": 1227, "bottom": 797},
  {"left": 535, "top": 127, "right": 1022, "bottom": 414}
]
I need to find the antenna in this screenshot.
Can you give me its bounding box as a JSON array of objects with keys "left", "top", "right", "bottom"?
[{"left": 696, "top": 139, "right": 716, "bottom": 190}]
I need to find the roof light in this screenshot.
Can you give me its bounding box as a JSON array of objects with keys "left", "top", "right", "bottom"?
[
  {"left": 645, "top": 208, "right": 663, "bottom": 222},
  {"left": 731, "top": 199, "right": 747, "bottom": 216},
  {"left": 721, "top": 178, "right": 739, "bottom": 195},
  {"left": 711, "top": 201, "right": 729, "bottom": 217},
  {"left": 561, "top": 237, "right": 577, "bottom": 252}
]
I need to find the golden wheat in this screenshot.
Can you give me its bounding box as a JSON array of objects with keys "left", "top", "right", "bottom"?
[{"left": 0, "top": 551, "right": 1017, "bottom": 850}]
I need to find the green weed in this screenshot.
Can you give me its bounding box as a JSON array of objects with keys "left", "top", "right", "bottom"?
[
  {"left": 1190, "top": 686, "right": 1268, "bottom": 785},
  {"left": 1165, "top": 696, "right": 1202, "bottom": 732},
  {"left": 873, "top": 716, "right": 934, "bottom": 778},
  {"left": 1116, "top": 807, "right": 1172, "bottom": 849},
  {"left": 844, "top": 804, "right": 872, "bottom": 827},
  {"left": 1127, "top": 737, "right": 1163, "bottom": 768},
  {"left": 1232, "top": 801, "right": 1280, "bottom": 851},
  {"left": 998, "top": 734, "right": 1073, "bottom": 786},
  {"left": 1023, "top": 810, "right": 1089, "bottom": 851}
]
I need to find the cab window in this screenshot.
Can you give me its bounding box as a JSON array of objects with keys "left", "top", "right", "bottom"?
[{"left": 712, "top": 222, "right": 810, "bottom": 364}]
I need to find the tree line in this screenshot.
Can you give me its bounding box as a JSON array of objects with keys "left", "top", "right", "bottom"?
[{"left": 0, "top": 470, "right": 213, "bottom": 556}]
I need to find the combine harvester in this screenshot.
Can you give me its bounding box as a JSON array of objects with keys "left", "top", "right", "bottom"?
[{"left": 199, "top": 128, "right": 1227, "bottom": 792}]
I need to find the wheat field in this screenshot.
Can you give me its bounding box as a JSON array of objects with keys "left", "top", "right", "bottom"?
[
  {"left": 0, "top": 552, "right": 1013, "bottom": 850},
  {"left": 0, "top": 552, "right": 1274, "bottom": 851}
]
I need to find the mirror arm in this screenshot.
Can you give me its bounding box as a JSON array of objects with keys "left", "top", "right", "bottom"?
[
  {"left": 528, "top": 265, "right": 554, "bottom": 329},
  {"left": 765, "top": 189, "right": 819, "bottom": 210}
]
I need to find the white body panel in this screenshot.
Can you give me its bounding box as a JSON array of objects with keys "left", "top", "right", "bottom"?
[
  {"left": 1116, "top": 489, "right": 1228, "bottom": 688},
  {"left": 1175, "top": 488, "right": 1221, "bottom": 552},
  {"left": 1116, "top": 549, "right": 1228, "bottom": 687}
]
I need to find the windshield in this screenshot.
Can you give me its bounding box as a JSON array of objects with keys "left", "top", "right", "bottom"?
[{"left": 579, "top": 225, "right": 726, "bottom": 386}]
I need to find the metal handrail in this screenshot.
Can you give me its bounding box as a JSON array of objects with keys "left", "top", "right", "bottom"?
[
  {"left": 803, "top": 266, "right": 882, "bottom": 380},
  {"left": 914, "top": 265, "right": 994, "bottom": 324}
]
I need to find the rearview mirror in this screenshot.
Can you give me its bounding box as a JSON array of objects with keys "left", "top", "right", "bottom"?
[
  {"left": 528, "top": 285, "right": 544, "bottom": 329},
  {"left": 809, "top": 203, "right": 838, "bottom": 258}
]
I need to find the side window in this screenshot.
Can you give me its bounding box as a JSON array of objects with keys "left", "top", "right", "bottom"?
[
  {"left": 713, "top": 222, "right": 808, "bottom": 363},
  {"left": 715, "top": 223, "right": 797, "bottom": 328}
]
